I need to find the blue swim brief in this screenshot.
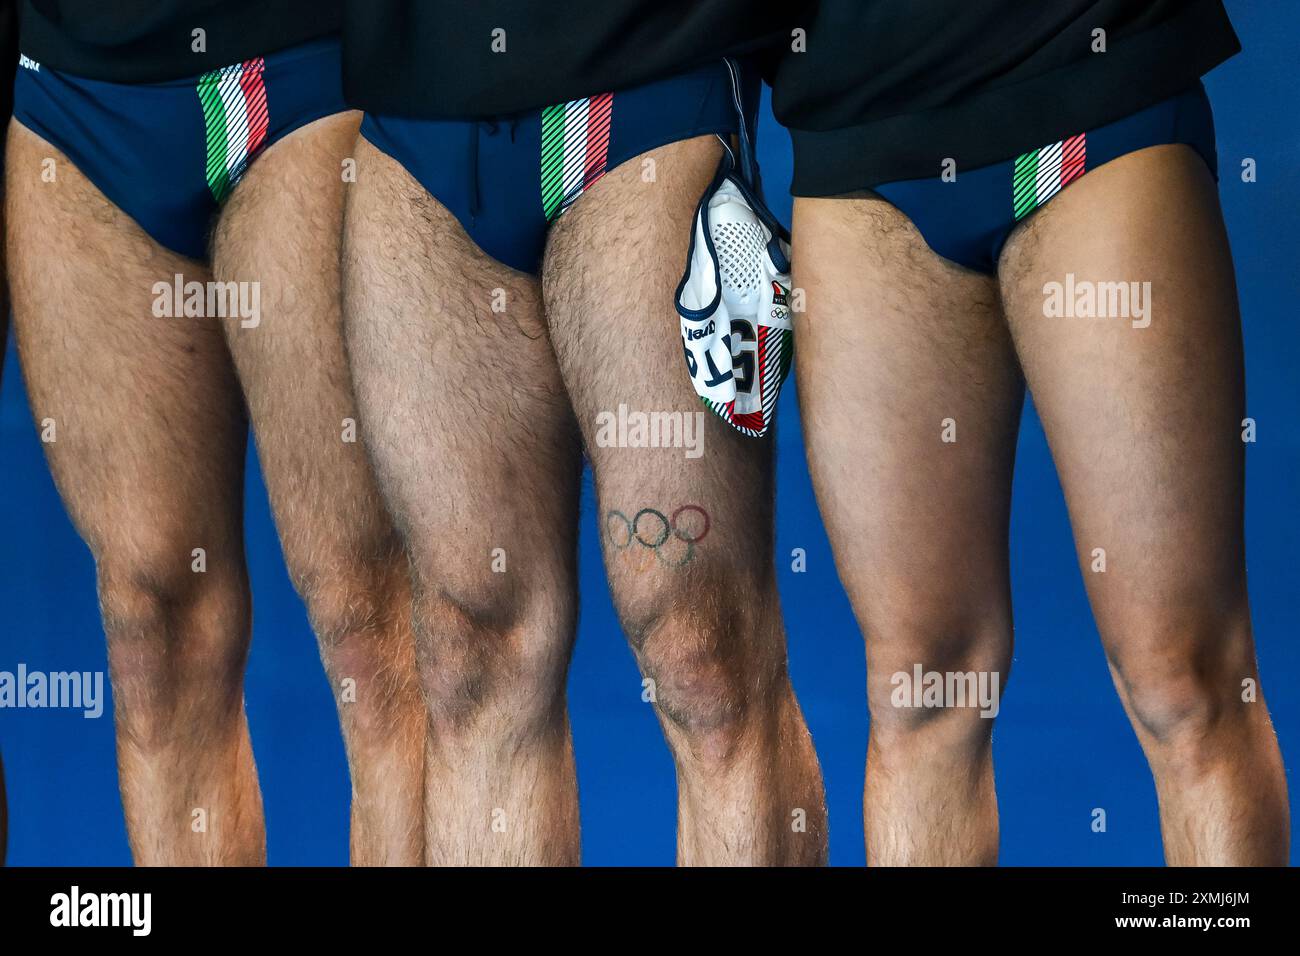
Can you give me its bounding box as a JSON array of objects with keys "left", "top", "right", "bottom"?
[
  {"left": 359, "top": 59, "right": 756, "bottom": 275},
  {"left": 12, "top": 38, "right": 347, "bottom": 260},
  {"left": 870, "top": 83, "right": 1218, "bottom": 274}
]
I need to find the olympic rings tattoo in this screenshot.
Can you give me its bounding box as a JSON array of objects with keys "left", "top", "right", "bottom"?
[{"left": 605, "top": 504, "right": 711, "bottom": 568}]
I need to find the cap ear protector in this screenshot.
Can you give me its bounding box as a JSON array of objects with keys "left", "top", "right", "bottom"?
[{"left": 675, "top": 60, "right": 792, "bottom": 438}]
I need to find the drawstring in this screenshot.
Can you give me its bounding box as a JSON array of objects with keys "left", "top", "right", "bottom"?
[
  {"left": 724, "top": 57, "right": 759, "bottom": 190},
  {"left": 467, "top": 117, "right": 521, "bottom": 221}
]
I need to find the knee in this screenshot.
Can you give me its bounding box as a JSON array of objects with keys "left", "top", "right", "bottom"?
[
  {"left": 411, "top": 583, "right": 572, "bottom": 738},
  {"left": 291, "top": 550, "right": 408, "bottom": 685},
  {"left": 1106, "top": 612, "right": 1254, "bottom": 748},
  {"left": 864, "top": 610, "right": 1012, "bottom": 755},
  {"left": 96, "top": 539, "right": 250, "bottom": 726},
  {"left": 618, "top": 575, "right": 779, "bottom": 759}
]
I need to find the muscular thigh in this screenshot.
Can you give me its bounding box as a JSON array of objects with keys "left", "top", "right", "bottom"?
[
  {"left": 999, "top": 145, "right": 1248, "bottom": 644},
  {"left": 5, "top": 121, "right": 245, "bottom": 568},
  {"left": 792, "top": 195, "right": 1022, "bottom": 680},
  {"left": 542, "top": 137, "right": 775, "bottom": 638},
  {"left": 211, "top": 112, "right": 395, "bottom": 571},
  {"left": 342, "top": 136, "right": 581, "bottom": 609}
]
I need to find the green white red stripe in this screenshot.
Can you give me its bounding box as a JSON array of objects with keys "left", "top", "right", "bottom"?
[
  {"left": 197, "top": 58, "right": 269, "bottom": 203},
  {"left": 1013, "top": 133, "right": 1086, "bottom": 220},
  {"left": 540, "top": 92, "right": 613, "bottom": 220}
]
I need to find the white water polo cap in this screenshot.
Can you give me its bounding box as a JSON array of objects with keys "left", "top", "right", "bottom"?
[{"left": 676, "top": 172, "right": 793, "bottom": 438}]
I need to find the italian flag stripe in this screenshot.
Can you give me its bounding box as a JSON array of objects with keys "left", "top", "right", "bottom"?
[
  {"left": 583, "top": 93, "right": 613, "bottom": 188},
  {"left": 540, "top": 103, "right": 567, "bottom": 218},
  {"left": 1013, "top": 132, "right": 1087, "bottom": 220},
  {"left": 239, "top": 60, "right": 270, "bottom": 160},
  {"left": 1060, "top": 133, "right": 1087, "bottom": 186},
  {"left": 541, "top": 93, "right": 613, "bottom": 220},
  {"left": 558, "top": 98, "right": 589, "bottom": 209},
  {"left": 197, "top": 71, "right": 230, "bottom": 200},
  {"left": 197, "top": 57, "right": 268, "bottom": 202}
]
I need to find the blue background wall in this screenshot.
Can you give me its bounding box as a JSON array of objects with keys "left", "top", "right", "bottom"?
[{"left": 2, "top": 1, "right": 1295, "bottom": 865}]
